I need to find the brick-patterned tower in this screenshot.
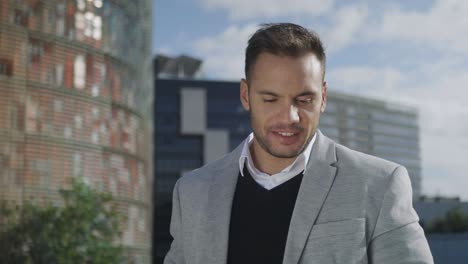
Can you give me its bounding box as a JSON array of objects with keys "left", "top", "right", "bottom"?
[{"left": 0, "top": 0, "right": 153, "bottom": 262}]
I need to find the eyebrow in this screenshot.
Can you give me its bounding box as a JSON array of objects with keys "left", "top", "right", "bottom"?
[
  {"left": 257, "top": 91, "right": 278, "bottom": 96},
  {"left": 296, "top": 91, "right": 316, "bottom": 97},
  {"left": 257, "top": 90, "right": 317, "bottom": 97}
]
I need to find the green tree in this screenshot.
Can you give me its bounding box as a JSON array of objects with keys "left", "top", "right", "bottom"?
[
  {"left": 426, "top": 206, "right": 468, "bottom": 233},
  {"left": 0, "top": 179, "right": 127, "bottom": 263}
]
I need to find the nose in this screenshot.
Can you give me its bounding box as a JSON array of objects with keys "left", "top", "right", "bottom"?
[{"left": 279, "top": 104, "right": 300, "bottom": 124}]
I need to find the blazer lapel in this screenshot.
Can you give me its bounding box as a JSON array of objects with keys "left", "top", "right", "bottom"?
[
  {"left": 283, "top": 131, "right": 338, "bottom": 264},
  {"left": 201, "top": 143, "right": 243, "bottom": 264}
]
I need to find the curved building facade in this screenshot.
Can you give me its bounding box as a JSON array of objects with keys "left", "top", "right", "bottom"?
[{"left": 0, "top": 0, "right": 153, "bottom": 262}]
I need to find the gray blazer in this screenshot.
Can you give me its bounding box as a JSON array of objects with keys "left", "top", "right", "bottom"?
[{"left": 164, "top": 131, "right": 433, "bottom": 264}]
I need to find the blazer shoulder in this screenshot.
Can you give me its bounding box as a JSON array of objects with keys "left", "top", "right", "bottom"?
[
  {"left": 332, "top": 142, "right": 415, "bottom": 211},
  {"left": 332, "top": 142, "right": 418, "bottom": 232},
  {"left": 334, "top": 143, "right": 402, "bottom": 181},
  {"left": 177, "top": 144, "right": 241, "bottom": 187}
]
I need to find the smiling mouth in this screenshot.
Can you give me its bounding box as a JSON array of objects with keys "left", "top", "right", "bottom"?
[
  {"left": 271, "top": 130, "right": 302, "bottom": 146},
  {"left": 276, "top": 131, "right": 296, "bottom": 137}
]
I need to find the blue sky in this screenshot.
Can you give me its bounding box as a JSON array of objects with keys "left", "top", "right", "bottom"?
[{"left": 153, "top": 0, "right": 468, "bottom": 200}]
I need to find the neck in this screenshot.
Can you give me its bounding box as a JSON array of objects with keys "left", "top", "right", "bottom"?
[{"left": 250, "top": 140, "right": 296, "bottom": 175}]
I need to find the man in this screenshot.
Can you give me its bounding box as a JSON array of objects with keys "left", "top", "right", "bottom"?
[{"left": 164, "top": 23, "right": 433, "bottom": 264}]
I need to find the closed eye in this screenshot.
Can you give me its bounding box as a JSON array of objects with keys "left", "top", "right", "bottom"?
[{"left": 296, "top": 98, "right": 313, "bottom": 104}]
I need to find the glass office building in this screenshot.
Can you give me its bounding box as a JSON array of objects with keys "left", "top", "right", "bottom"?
[
  {"left": 319, "top": 92, "right": 421, "bottom": 199},
  {"left": 154, "top": 77, "right": 421, "bottom": 262},
  {"left": 0, "top": 0, "right": 153, "bottom": 262}
]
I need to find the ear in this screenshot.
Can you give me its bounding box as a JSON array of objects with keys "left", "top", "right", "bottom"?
[
  {"left": 240, "top": 79, "right": 250, "bottom": 111},
  {"left": 320, "top": 81, "right": 327, "bottom": 113}
]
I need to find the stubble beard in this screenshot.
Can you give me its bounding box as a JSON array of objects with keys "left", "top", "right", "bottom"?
[
  {"left": 252, "top": 129, "right": 313, "bottom": 159},
  {"left": 249, "top": 110, "right": 313, "bottom": 159}
]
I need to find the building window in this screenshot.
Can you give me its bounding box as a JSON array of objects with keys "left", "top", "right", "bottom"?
[
  {"left": 91, "top": 84, "right": 100, "bottom": 97},
  {"left": 56, "top": 3, "right": 65, "bottom": 36},
  {"left": 0, "top": 58, "right": 13, "bottom": 76},
  {"left": 31, "top": 159, "right": 53, "bottom": 187},
  {"left": 76, "top": 0, "right": 86, "bottom": 11},
  {"left": 74, "top": 55, "right": 86, "bottom": 89},
  {"left": 14, "top": 9, "right": 28, "bottom": 26},
  {"left": 138, "top": 209, "right": 146, "bottom": 232},
  {"left": 10, "top": 105, "right": 18, "bottom": 130},
  {"left": 46, "top": 6, "right": 55, "bottom": 24},
  {"left": 0, "top": 154, "right": 4, "bottom": 171},
  {"left": 91, "top": 131, "right": 99, "bottom": 144},
  {"left": 46, "top": 68, "right": 54, "bottom": 84},
  {"left": 96, "top": 62, "right": 106, "bottom": 81},
  {"left": 92, "top": 107, "right": 100, "bottom": 119},
  {"left": 73, "top": 152, "right": 82, "bottom": 177},
  {"left": 0, "top": 63, "right": 6, "bottom": 75},
  {"left": 54, "top": 64, "right": 64, "bottom": 86},
  {"left": 9, "top": 103, "right": 23, "bottom": 130},
  {"left": 100, "top": 123, "right": 107, "bottom": 134},
  {"left": 64, "top": 126, "right": 72, "bottom": 138},
  {"left": 76, "top": 11, "right": 102, "bottom": 40},
  {"left": 93, "top": 0, "right": 103, "bottom": 8},
  {"left": 75, "top": 12, "right": 85, "bottom": 40},
  {"left": 26, "top": 97, "right": 39, "bottom": 133},
  {"left": 28, "top": 40, "right": 44, "bottom": 64},
  {"left": 92, "top": 15, "right": 102, "bottom": 40},
  {"left": 84, "top": 12, "right": 102, "bottom": 40},
  {"left": 110, "top": 176, "right": 117, "bottom": 196},
  {"left": 74, "top": 115, "right": 83, "bottom": 129},
  {"left": 75, "top": 0, "right": 103, "bottom": 11},
  {"left": 91, "top": 62, "right": 106, "bottom": 96},
  {"left": 54, "top": 99, "right": 63, "bottom": 112}
]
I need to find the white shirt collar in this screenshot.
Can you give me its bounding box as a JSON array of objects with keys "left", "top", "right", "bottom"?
[{"left": 238, "top": 132, "right": 316, "bottom": 190}]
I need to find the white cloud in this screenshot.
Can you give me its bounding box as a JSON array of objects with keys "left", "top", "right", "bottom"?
[
  {"left": 201, "top": 0, "right": 334, "bottom": 20},
  {"left": 374, "top": 0, "right": 468, "bottom": 54},
  {"left": 194, "top": 24, "right": 259, "bottom": 80},
  {"left": 321, "top": 5, "right": 368, "bottom": 53},
  {"left": 327, "top": 66, "right": 404, "bottom": 97},
  {"left": 155, "top": 46, "right": 175, "bottom": 56},
  {"left": 193, "top": 3, "right": 370, "bottom": 80},
  {"left": 193, "top": 2, "right": 371, "bottom": 79}
]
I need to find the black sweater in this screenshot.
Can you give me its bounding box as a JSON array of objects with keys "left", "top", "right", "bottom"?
[{"left": 227, "top": 168, "right": 303, "bottom": 264}]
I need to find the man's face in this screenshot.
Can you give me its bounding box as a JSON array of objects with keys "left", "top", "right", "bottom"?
[{"left": 240, "top": 52, "right": 327, "bottom": 160}]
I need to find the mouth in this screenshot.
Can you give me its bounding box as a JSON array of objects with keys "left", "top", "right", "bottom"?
[
  {"left": 271, "top": 130, "right": 302, "bottom": 145},
  {"left": 275, "top": 131, "right": 297, "bottom": 137}
]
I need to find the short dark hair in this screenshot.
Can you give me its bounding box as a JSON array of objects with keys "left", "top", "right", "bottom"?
[{"left": 245, "top": 23, "right": 326, "bottom": 81}]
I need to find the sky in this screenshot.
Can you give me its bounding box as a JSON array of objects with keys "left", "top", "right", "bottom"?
[{"left": 153, "top": 0, "right": 468, "bottom": 200}]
